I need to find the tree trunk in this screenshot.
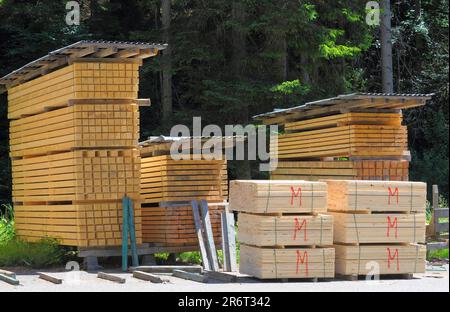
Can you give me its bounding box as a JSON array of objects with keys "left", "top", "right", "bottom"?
[
  {"left": 231, "top": 1, "right": 251, "bottom": 179},
  {"left": 161, "top": 0, "right": 173, "bottom": 129},
  {"left": 380, "top": 0, "right": 394, "bottom": 93}
]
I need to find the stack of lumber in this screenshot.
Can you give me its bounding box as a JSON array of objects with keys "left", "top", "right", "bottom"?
[
  {"left": 326, "top": 180, "right": 427, "bottom": 278},
  {"left": 271, "top": 160, "right": 409, "bottom": 181},
  {"left": 266, "top": 111, "right": 412, "bottom": 183},
  {"left": 141, "top": 203, "right": 222, "bottom": 246},
  {"left": 8, "top": 61, "right": 144, "bottom": 248},
  {"left": 140, "top": 155, "right": 228, "bottom": 204},
  {"left": 139, "top": 140, "right": 229, "bottom": 248},
  {"left": 230, "top": 180, "right": 335, "bottom": 280}
]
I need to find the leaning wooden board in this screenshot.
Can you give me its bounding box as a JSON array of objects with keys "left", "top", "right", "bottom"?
[
  {"left": 238, "top": 213, "right": 333, "bottom": 247},
  {"left": 329, "top": 212, "right": 426, "bottom": 244},
  {"left": 239, "top": 245, "right": 335, "bottom": 279},
  {"left": 326, "top": 180, "right": 427, "bottom": 213},
  {"left": 334, "top": 244, "right": 426, "bottom": 276},
  {"left": 229, "top": 180, "right": 327, "bottom": 214}
]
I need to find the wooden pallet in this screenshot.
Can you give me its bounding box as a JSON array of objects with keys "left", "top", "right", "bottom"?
[
  {"left": 141, "top": 155, "right": 228, "bottom": 204},
  {"left": 11, "top": 149, "right": 140, "bottom": 202},
  {"left": 284, "top": 112, "right": 403, "bottom": 133},
  {"left": 326, "top": 180, "right": 427, "bottom": 213},
  {"left": 14, "top": 201, "right": 142, "bottom": 247},
  {"left": 334, "top": 243, "right": 426, "bottom": 276},
  {"left": 238, "top": 213, "right": 333, "bottom": 247},
  {"left": 271, "top": 160, "right": 409, "bottom": 181},
  {"left": 229, "top": 180, "right": 327, "bottom": 214},
  {"left": 8, "top": 62, "right": 140, "bottom": 119},
  {"left": 271, "top": 125, "right": 408, "bottom": 159},
  {"left": 330, "top": 212, "right": 426, "bottom": 244},
  {"left": 239, "top": 245, "right": 335, "bottom": 279},
  {"left": 141, "top": 203, "right": 224, "bottom": 246},
  {"left": 9, "top": 104, "right": 139, "bottom": 157}
]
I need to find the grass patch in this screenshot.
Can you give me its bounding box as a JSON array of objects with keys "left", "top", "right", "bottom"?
[
  {"left": 427, "top": 248, "right": 449, "bottom": 261},
  {"left": 0, "top": 204, "right": 68, "bottom": 268}
]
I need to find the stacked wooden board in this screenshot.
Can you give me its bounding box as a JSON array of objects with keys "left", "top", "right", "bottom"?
[
  {"left": 140, "top": 141, "right": 229, "bottom": 248},
  {"left": 230, "top": 180, "right": 335, "bottom": 279},
  {"left": 271, "top": 113, "right": 408, "bottom": 160},
  {"left": 7, "top": 59, "right": 147, "bottom": 247},
  {"left": 256, "top": 98, "right": 432, "bottom": 182},
  {"left": 140, "top": 155, "right": 228, "bottom": 204},
  {"left": 141, "top": 203, "right": 223, "bottom": 246},
  {"left": 271, "top": 160, "right": 409, "bottom": 181},
  {"left": 326, "top": 180, "right": 427, "bottom": 278}
]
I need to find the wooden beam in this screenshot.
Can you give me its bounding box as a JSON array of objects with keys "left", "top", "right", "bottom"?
[
  {"left": 0, "top": 269, "right": 16, "bottom": 279},
  {"left": 71, "top": 46, "right": 98, "bottom": 58},
  {"left": 115, "top": 48, "right": 141, "bottom": 58},
  {"left": 191, "top": 200, "right": 212, "bottom": 271},
  {"left": 204, "top": 271, "right": 237, "bottom": 283},
  {"left": 133, "top": 271, "right": 168, "bottom": 283},
  {"left": 97, "top": 272, "right": 126, "bottom": 284},
  {"left": 136, "top": 48, "right": 158, "bottom": 59},
  {"left": 93, "top": 47, "right": 118, "bottom": 58},
  {"left": 173, "top": 270, "right": 208, "bottom": 283},
  {"left": 200, "top": 200, "right": 219, "bottom": 272},
  {"left": 130, "top": 265, "right": 203, "bottom": 274},
  {"left": 0, "top": 273, "right": 20, "bottom": 285},
  {"left": 38, "top": 272, "right": 63, "bottom": 284}
]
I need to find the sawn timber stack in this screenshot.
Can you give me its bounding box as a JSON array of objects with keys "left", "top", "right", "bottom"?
[
  {"left": 230, "top": 180, "right": 335, "bottom": 280},
  {"left": 2, "top": 41, "right": 167, "bottom": 248}
]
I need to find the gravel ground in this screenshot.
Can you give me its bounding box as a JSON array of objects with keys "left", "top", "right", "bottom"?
[{"left": 0, "top": 265, "right": 448, "bottom": 292}]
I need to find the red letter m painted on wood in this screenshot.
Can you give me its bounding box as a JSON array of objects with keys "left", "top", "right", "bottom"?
[
  {"left": 290, "top": 186, "right": 302, "bottom": 207},
  {"left": 387, "top": 216, "right": 398, "bottom": 238},
  {"left": 388, "top": 187, "right": 399, "bottom": 205},
  {"left": 293, "top": 218, "right": 307, "bottom": 241},
  {"left": 387, "top": 248, "right": 400, "bottom": 272},
  {"left": 296, "top": 250, "right": 309, "bottom": 277}
]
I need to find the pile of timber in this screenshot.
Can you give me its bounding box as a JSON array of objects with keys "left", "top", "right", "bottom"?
[
  {"left": 255, "top": 97, "right": 432, "bottom": 182},
  {"left": 326, "top": 180, "right": 427, "bottom": 278},
  {"left": 271, "top": 113, "right": 408, "bottom": 160},
  {"left": 230, "top": 180, "right": 335, "bottom": 280},
  {"left": 271, "top": 160, "right": 409, "bottom": 181},
  {"left": 4, "top": 45, "right": 162, "bottom": 248},
  {"left": 141, "top": 202, "right": 222, "bottom": 247},
  {"left": 139, "top": 141, "right": 229, "bottom": 248}
]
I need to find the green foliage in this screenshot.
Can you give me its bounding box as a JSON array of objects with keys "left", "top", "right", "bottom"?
[
  {"left": 270, "top": 80, "right": 310, "bottom": 96},
  {"left": 0, "top": 238, "right": 66, "bottom": 267},
  {"left": 319, "top": 29, "right": 362, "bottom": 59},
  {"left": 427, "top": 248, "right": 449, "bottom": 261}
]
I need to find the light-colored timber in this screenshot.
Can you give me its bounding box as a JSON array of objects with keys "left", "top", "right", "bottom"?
[
  {"left": 334, "top": 243, "right": 426, "bottom": 276},
  {"left": 229, "top": 180, "right": 327, "bottom": 214},
  {"left": 326, "top": 180, "right": 427, "bottom": 213},
  {"left": 329, "top": 212, "right": 426, "bottom": 244},
  {"left": 239, "top": 245, "right": 335, "bottom": 279},
  {"left": 238, "top": 213, "right": 333, "bottom": 247}
]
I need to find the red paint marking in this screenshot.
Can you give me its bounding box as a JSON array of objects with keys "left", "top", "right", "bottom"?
[
  {"left": 293, "top": 218, "right": 307, "bottom": 241},
  {"left": 387, "top": 248, "right": 400, "bottom": 272},
  {"left": 290, "top": 186, "right": 303, "bottom": 207},
  {"left": 387, "top": 216, "right": 398, "bottom": 238},
  {"left": 296, "top": 250, "right": 309, "bottom": 276},
  {"left": 388, "top": 187, "right": 399, "bottom": 205}
]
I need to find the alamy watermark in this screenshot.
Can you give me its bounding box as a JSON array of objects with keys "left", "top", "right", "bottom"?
[
  {"left": 169, "top": 117, "right": 278, "bottom": 172},
  {"left": 366, "top": 1, "right": 380, "bottom": 26},
  {"left": 66, "top": 1, "right": 80, "bottom": 26}
]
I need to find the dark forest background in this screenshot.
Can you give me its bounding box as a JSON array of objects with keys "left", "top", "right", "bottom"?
[{"left": 0, "top": 0, "right": 448, "bottom": 205}]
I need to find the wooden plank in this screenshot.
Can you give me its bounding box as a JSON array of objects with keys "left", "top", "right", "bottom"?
[
  {"left": 200, "top": 200, "right": 219, "bottom": 272},
  {"left": 191, "top": 200, "right": 212, "bottom": 271},
  {"left": 204, "top": 270, "right": 238, "bottom": 283},
  {"left": 173, "top": 270, "right": 208, "bottom": 283},
  {"left": 0, "top": 274, "right": 20, "bottom": 286},
  {"left": 38, "top": 273, "right": 63, "bottom": 284},
  {"left": 97, "top": 272, "right": 126, "bottom": 284},
  {"left": 225, "top": 212, "right": 238, "bottom": 272},
  {"left": 0, "top": 269, "right": 16, "bottom": 279},
  {"left": 130, "top": 266, "right": 203, "bottom": 274},
  {"left": 133, "top": 271, "right": 168, "bottom": 283}
]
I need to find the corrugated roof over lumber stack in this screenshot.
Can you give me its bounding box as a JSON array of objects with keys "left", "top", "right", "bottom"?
[
  {"left": 0, "top": 40, "right": 167, "bottom": 93},
  {"left": 253, "top": 93, "right": 433, "bottom": 125}
]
